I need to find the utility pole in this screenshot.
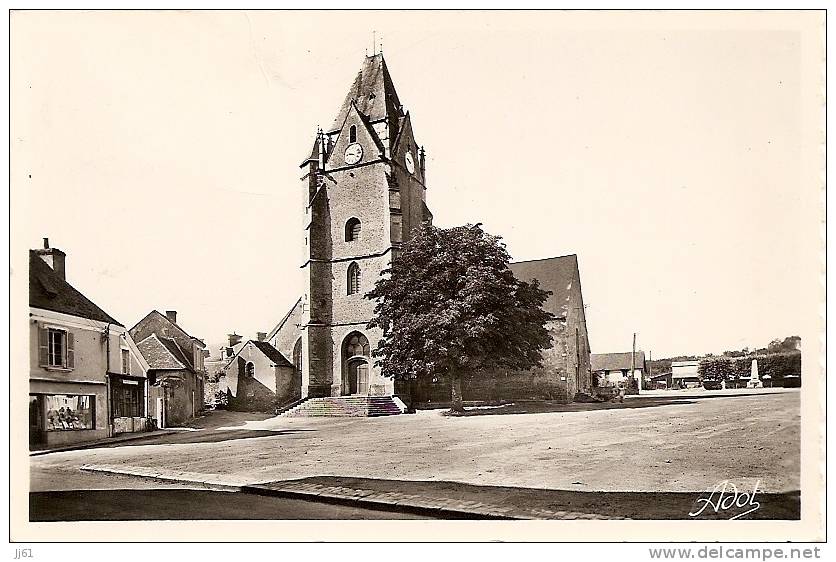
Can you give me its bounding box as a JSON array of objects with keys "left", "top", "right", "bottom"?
[{"left": 632, "top": 332, "right": 638, "bottom": 394}]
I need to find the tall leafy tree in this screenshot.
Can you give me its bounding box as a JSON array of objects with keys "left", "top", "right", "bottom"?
[{"left": 366, "top": 223, "right": 553, "bottom": 413}]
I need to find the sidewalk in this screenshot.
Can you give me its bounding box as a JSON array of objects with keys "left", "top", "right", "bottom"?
[
  {"left": 80, "top": 463, "right": 612, "bottom": 519},
  {"left": 242, "top": 477, "right": 621, "bottom": 520},
  {"left": 30, "top": 430, "right": 177, "bottom": 456},
  {"left": 78, "top": 465, "right": 800, "bottom": 520}
]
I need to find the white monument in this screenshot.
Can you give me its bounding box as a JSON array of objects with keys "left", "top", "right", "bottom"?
[{"left": 747, "top": 358, "right": 763, "bottom": 388}]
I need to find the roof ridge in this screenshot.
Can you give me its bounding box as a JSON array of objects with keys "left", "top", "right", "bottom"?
[
  {"left": 138, "top": 333, "right": 187, "bottom": 370},
  {"left": 266, "top": 296, "right": 303, "bottom": 341},
  {"left": 29, "top": 250, "right": 123, "bottom": 326},
  {"left": 511, "top": 253, "right": 578, "bottom": 265},
  {"left": 158, "top": 334, "right": 194, "bottom": 371}
]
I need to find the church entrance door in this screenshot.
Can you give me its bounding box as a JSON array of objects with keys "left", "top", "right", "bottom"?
[
  {"left": 347, "top": 360, "right": 369, "bottom": 395},
  {"left": 343, "top": 332, "right": 371, "bottom": 396}
]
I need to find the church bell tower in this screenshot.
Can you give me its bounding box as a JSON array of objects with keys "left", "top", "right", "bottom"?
[{"left": 297, "top": 53, "right": 432, "bottom": 398}]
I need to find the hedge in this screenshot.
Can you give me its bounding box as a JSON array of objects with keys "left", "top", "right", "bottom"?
[{"left": 698, "top": 352, "right": 801, "bottom": 382}]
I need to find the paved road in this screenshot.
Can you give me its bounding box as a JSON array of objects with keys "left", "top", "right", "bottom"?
[
  {"left": 32, "top": 388, "right": 799, "bottom": 495},
  {"left": 28, "top": 389, "right": 800, "bottom": 524},
  {"left": 30, "top": 489, "right": 433, "bottom": 521}
]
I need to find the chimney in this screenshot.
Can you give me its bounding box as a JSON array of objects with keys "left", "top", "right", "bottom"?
[
  {"left": 165, "top": 310, "right": 177, "bottom": 324},
  {"left": 257, "top": 332, "right": 267, "bottom": 342},
  {"left": 35, "top": 238, "right": 67, "bottom": 281},
  {"left": 227, "top": 333, "right": 243, "bottom": 347}
]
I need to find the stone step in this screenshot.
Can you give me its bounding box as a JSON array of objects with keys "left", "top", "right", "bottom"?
[{"left": 281, "top": 395, "right": 403, "bottom": 418}]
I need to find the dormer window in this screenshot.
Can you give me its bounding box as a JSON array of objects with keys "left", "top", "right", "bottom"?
[
  {"left": 349, "top": 125, "right": 357, "bottom": 143},
  {"left": 345, "top": 218, "right": 361, "bottom": 242}
]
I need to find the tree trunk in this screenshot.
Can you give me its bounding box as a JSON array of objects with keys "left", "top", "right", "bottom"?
[
  {"left": 449, "top": 370, "right": 465, "bottom": 414},
  {"left": 406, "top": 378, "right": 417, "bottom": 414}
]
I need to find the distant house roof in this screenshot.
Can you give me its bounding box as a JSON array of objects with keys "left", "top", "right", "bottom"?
[
  {"left": 671, "top": 361, "right": 700, "bottom": 379},
  {"left": 129, "top": 310, "right": 206, "bottom": 373},
  {"left": 130, "top": 310, "right": 204, "bottom": 348},
  {"left": 671, "top": 361, "right": 700, "bottom": 367},
  {"left": 509, "top": 254, "right": 580, "bottom": 319},
  {"left": 591, "top": 352, "right": 647, "bottom": 372},
  {"left": 136, "top": 334, "right": 187, "bottom": 370},
  {"left": 29, "top": 250, "right": 122, "bottom": 326},
  {"left": 223, "top": 340, "right": 294, "bottom": 371}
]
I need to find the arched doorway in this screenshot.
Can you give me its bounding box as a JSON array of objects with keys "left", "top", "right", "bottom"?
[{"left": 343, "top": 332, "right": 370, "bottom": 395}]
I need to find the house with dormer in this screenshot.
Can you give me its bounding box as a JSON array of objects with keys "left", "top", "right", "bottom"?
[
  {"left": 29, "top": 240, "right": 150, "bottom": 449},
  {"left": 130, "top": 310, "right": 206, "bottom": 427}
]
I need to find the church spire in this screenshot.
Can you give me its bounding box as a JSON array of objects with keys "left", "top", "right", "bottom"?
[{"left": 327, "top": 53, "right": 404, "bottom": 139}]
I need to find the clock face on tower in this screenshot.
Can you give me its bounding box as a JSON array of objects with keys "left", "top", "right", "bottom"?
[
  {"left": 404, "top": 151, "right": 415, "bottom": 174},
  {"left": 344, "top": 143, "right": 363, "bottom": 165}
]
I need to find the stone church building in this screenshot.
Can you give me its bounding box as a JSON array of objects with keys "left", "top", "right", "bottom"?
[{"left": 267, "top": 53, "right": 592, "bottom": 407}]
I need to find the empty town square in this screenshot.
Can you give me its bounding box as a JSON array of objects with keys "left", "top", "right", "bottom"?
[
  {"left": 30, "top": 387, "right": 800, "bottom": 520},
  {"left": 13, "top": 10, "right": 823, "bottom": 547}
]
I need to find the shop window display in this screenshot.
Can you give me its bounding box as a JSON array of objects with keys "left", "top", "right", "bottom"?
[{"left": 42, "top": 394, "right": 94, "bottom": 431}]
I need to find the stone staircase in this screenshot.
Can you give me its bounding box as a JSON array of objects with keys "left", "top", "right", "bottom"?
[{"left": 281, "top": 395, "right": 404, "bottom": 418}]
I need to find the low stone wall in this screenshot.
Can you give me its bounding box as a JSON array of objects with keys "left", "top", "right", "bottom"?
[{"left": 112, "top": 416, "right": 149, "bottom": 434}]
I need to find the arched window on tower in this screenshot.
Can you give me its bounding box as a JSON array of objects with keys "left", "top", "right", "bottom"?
[
  {"left": 245, "top": 362, "right": 255, "bottom": 377},
  {"left": 345, "top": 218, "right": 361, "bottom": 242},
  {"left": 349, "top": 125, "right": 357, "bottom": 143},
  {"left": 347, "top": 262, "right": 361, "bottom": 295},
  {"left": 344, "top": 332, "right": 370, "bottom": 359}
]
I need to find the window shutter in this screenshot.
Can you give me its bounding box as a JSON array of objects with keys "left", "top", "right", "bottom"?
[
  {"left": 66, "top": 331, "right": 75, "bottom": 369},
  {"left": 38, "top": 327, "right": 49, "bottom": 367}
]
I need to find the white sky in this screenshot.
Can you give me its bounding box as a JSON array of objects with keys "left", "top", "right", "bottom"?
[{"left": 13, "top": 11, "right": 822, "bottom": 358}]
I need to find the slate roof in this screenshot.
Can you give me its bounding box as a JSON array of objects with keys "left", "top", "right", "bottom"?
[
  {"left": 130, "top": 310, "right": 204, "bottom": 347},
  {"left": 250, "top": 340, "right": 294, "bottom": 368},
  {"left": 591, "top": 352, "right": 647, "bottom": 372},
  {"left": 509, "top": 255, "right": 580, "bottom": 319},
  {"left": 222, "top": 340, "right": 294, "bottom": 371},
  {"left": 158, "top": 336, "right": 193, "bottom": 370},
  {"left": 129, "top": 310, "right": 206, "bottom": 373},
  {"left": 266, "top": 296, "right": 303, "bottom": 341},
  {"left": 29, "top": 250, "right": 122, "bottom": 326},
  {"left": 136, "top": 334, "right": 187, "bottom": 370},
  {"left": 328, "top": 53, "right": 404, "bottom": 141},
  {"left": 300, "top": 133, "right": 321, "bottom": 168}
]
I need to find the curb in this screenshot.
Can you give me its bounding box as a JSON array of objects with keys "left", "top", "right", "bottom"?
[
  {"left": 80, "top": 464, "right": 244, "bottom": 492},
  {"left": 30, "top": 430, "right": 178, "bottom": 456},
  {"left": 78, "top": 465, "right": 628, "bottom": 520},
  {"left": 78, "top": 464, "right": 519, "bottom": 519},
  {"left": 240, "top": 484, "right": 521, "bottom": 520}
]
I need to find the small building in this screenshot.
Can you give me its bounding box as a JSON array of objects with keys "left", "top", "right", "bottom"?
[
  {"left": 29, "top": 241, "right": 150, "bottom": 449},
  {"left": 110, "top": 331, "right": 152, "bottom": 435},
  {"left": 130, "top": 310, "right": 207, "bottom": 427},
  {"left": 649, "top": 372, "right": 673, "bottom": 389},
  {"left": 204, "top": 333, "right": 245, "bottom": 407},
  {"left": 220, "top": 339, "right": 299, "bottom": 412},
  {"left": 671, "top": 360, "right": 701, "bottom": 388},
  {"left": 591, "top": 351, "right": 646, "bottom": 387}
]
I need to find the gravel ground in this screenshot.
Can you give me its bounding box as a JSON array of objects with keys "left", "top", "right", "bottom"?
[{"left": 31, "top": 388, "right": 799, "bottom": 494}]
